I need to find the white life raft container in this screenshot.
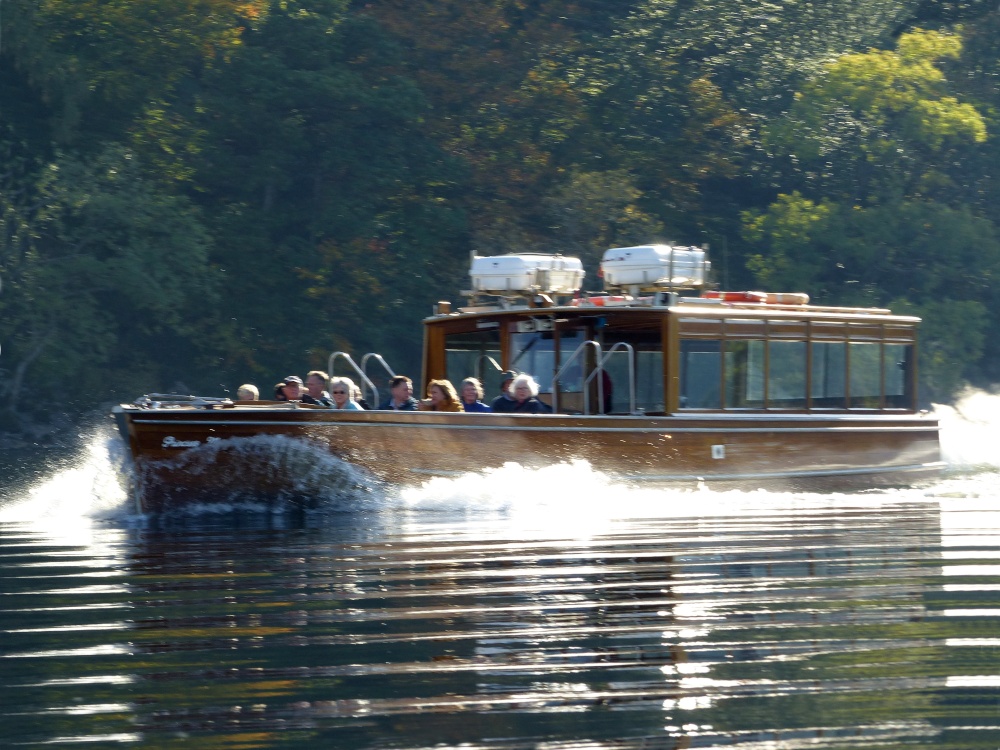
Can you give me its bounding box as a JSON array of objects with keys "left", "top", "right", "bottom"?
[
  {"left": 470, "top": 254, "right": 584, "bottom": 295},
  {"left": 601, "top": 244, "right": 709, "bottom": 289}
]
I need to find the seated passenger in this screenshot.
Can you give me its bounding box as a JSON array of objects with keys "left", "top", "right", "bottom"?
[
  {"left": 492, "top": 374, "right": 553, "bottom": 414},
  {"left": 303, "top": 370, "right": 333, "bottom": 406},
  {"left": 418, "top": 379, "right": 463, "bottom": 411},
  {"left": 280, "top": 375, "right": 304, "bottom": 401},
  {"left": 236, "top": 384, "right": 259, "bottom": 401},
  {"left": 460, "top": 377, "right": 491, "bottom": 412},
  {"left": 329, "top": 377, "right": 365, "bottom": 410},
  {"left": 489, "top": 370, "right": 518, "bottom": 411},
  {"left": 379, "top": 375, "right": 419, "bottom": 411}
]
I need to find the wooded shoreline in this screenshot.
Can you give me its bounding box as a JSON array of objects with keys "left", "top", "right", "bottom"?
[{"left": 2, "top": 1, "right": 999, "bottom": 432}]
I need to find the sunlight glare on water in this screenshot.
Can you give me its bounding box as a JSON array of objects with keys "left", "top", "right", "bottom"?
[
  {"left": 1, "top": 396, "right": 1000, "bottom": 748},
  {"left": 934, "top": 388, "right": 1000, "bottom": 473},
  {"left": 0, "top": 426, "right": 130, "bottom": 544}
]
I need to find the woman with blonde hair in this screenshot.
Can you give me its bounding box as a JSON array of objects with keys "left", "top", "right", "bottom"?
[
  {"left": 236, "top": 384, "right": 259, "bottom": 401},
  {"left": 418, "top": 379, "right": 463, "bottom": 412}
]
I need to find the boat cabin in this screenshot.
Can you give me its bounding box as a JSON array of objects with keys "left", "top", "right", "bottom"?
[{"left": 421, "top": 246, "right": 919, "bottom": 416}]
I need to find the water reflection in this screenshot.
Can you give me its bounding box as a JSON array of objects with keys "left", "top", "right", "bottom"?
[{"left": 3, "top": 414, "right": 1000, "bottom": 747}]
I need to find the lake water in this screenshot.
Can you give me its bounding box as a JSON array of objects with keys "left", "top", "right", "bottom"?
[{"left": 2, "top": 395, "right": 1000, "bottom": 748}]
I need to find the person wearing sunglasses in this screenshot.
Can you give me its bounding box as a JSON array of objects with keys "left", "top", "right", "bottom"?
[{"left": 329, "top": 376, "right": 365, "bottom": 410}]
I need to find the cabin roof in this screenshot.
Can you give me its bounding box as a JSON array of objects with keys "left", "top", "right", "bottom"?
[{"left": 424, "top": 299, "right": 921, "bottom": 327}]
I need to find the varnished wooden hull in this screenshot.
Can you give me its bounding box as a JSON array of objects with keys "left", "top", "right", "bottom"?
[{"left": 113, "top": 405, "right": 942, "bottom": 514}]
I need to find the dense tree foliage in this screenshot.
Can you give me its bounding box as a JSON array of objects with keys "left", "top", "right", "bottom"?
[
  {"left": 746, "top": 29, "right": 995, "bottom": 399},
  {"left": 2, "top": 0, "right": 1000, "bottom": 424}
]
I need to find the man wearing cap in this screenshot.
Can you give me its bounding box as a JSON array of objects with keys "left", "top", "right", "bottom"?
[{"left": 490, "top": 370, "right": 518, "bottom": 412}]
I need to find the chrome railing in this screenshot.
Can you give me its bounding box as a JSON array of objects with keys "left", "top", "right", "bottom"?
[
  {"left": 550, "top": 340, "right": 636, "bottom": 415},
  {"left": 328, "top": 351, "right": 394, "bottom": 407}
]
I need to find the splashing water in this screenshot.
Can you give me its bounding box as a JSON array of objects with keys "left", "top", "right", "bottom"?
[
  {"left": 933, "top": 389, "right": 1000, "bottom": 473},
  {"left": 3, "top": 391, "right": 999, "bottom": 528},
  {"left": 0, "top": 426, "right": 130, "bottom": 543},
  {"left": 137, "top": 434, "right": 385, "bottom": 518}
]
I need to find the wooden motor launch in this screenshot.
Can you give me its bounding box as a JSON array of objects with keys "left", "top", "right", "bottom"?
[{"left": 113, "top": 243, "right": 942, "bottom": 513}]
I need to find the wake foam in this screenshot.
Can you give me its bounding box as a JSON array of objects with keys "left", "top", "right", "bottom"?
[
  {"left": 393, "top": 459, "right": 941, "bottom": 527},
  {"left": 0, "top": 425, "right": 130, "bottom": 541},
  {"left": 4, "top": 389, "right": 995, "bottom": 531},
  {"left": 933, "top": 389, "right": 1000, "bottom": 474}
]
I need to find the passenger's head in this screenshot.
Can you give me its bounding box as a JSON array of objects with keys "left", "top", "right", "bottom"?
[
  {"left": 237, "top": 384, "right": 259, "bottom": 401},
  {"left": 306, "top": 370, "right": 330, "bottom": 398},
  {"left": 389, "top": 375, "right": 413, "bottom": 403},
  {"left": 427, "top": 379, "right": 459, "bottom": 408},
  {"left": 329, "top": 376, "right": 356, "bottom": 408},
  {"left": 499, "top": 370, "right": 517, "bottom": 395},
  {"left": 510, "top": 374, "right": 539, "bottom": 401},
  {"left": 282, "top": 375, "right": 303, "bottom": 400},
  {"left": 273, "top": 382, "right": 287, "bottom": 401},
  {"left": 460, "top": 377, "right": 484, "bottom": 404}
]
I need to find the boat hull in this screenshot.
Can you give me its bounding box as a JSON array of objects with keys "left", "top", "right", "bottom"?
[{"left": 113, "top": 405, "right": 942, "bottom": 513}]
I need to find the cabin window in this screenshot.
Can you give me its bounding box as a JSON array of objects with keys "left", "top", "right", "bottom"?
[
  {"left": 510, "top": 328, "right": 554, "bottom": 390},
  {"left": 595, "top": 339, "right": 665, "bottom": 413},
  {"left": 444, "top": 329, "right": 503, "bottom": 394},
  {"left": 680, "top": 340, "right": 722, "bottom": 408},
  {"left": 811, "top": 342, "right": 847, "bottom": 408},
  {"left": 884, "top": 344, "right": 912, "bottom": 408},
  {"left": 510, "top": 326, "right": 585, "bottom": 392},
  {"left": 723, "top": 340, "right": 763, "bottom": 408},
  {"left": 768, "top": 341, "right": 807, "bottom": 407},
  {"left": 686, "top": 334, "right": 858, "bottom": 412},
  {"left": 621, "top": 349, "right": 665, "bottom": 413},
  {"left": 849, "top": 342, "right": 881, "bottom": 408},
  {"left": 722, "top": 339, "right": 804, "bottom": 408},
  {"left": 677, "top": 317, "right": 916, "bottom": 412}
]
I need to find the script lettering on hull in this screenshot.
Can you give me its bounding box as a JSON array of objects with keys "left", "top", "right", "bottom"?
[{"left": 162, "top": 436, "right": 220, "bottom": 449}]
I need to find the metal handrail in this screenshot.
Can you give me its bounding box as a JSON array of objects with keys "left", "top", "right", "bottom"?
[
  {"left": 359, "top": 352, "right": 397, "bottom": 407},
  {"left": 550, "top": 340, "right": 636, "bottom": 415},
  {"left": 586, "top": 342, "right": 636, "bottom": 415},
  {"left": 328, "top": 351, "right": 381, "bottom": 407}
]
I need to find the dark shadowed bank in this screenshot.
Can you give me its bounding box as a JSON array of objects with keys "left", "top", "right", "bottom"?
[{"left": 2, "top": 1, "right": 1000, "bottom": 422}]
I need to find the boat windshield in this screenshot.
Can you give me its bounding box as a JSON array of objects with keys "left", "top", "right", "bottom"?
[
  {"left": 509, "top": 328, "right": 585, "bottom": 393},
  {"left": 444, "top": 328, "right": 504, "bottom": 395},
  {"left": 512, "top": 321, "right": 666, "bottom": 414}
]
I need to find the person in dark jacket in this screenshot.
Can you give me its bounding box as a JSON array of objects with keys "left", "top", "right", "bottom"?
[
  {"left": 460, "top": 377, "right": 492, "bottom": 412},
  {"left": 303, "top": 370, "right": 333, "bottom": 406},
  {"left": 378, "top": 375, "right": 419, "bottom": 410},
  {"left": 489, "top": 370, "right": 518, "bottom": 411},
  {"left": 491, "top": 374, "right": 553, "bottom": 414}
]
